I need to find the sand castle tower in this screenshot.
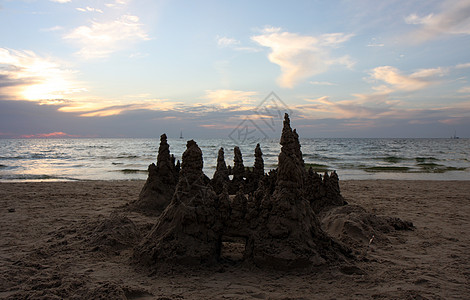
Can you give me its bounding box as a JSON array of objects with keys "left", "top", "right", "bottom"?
[
  {"left": 244, "top": 113, "right": 346, "bottom": 268},
  {"left": 253, "top": 143, "right": 264, "bottom": 177},
  {"left": 131, "top": 134, "right": 178, "bottom": 215},
  {"left": 244, "top": 143, "right": 265, "bottom": 194},
  {"left": 229, "top": 146, "right": 245, "bottom": 193},
  {"left": 211, "top": 147, "right": 230, "bottom": 194},
  {"left": 134, "top": 140, "right": 223, "bottom": 266}
]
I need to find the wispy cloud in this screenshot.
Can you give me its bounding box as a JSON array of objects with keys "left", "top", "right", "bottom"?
[
  {"left": 367, "top": 43, "right": 385, "bottom": 47},
  {"left": 405, "top": 0, "right": 470, "bottom": 42},
  {"left": 251, "top": 27, "right": 354, "bottom": 88},
  {"left": 42, "top": 26, "right": 64, "bottom": 32},
  {"left": 298, "top": 61, "right": 470, "bottom": 133},
  {"left": 217, "top": 36, "right": 240, "bottom": 47},
  {"left": 367, "top": 38, "right": 385, "bottom": 47},
  {"left": 64, "top": 15, "right": 150, "bottom": 59},
  {"left": 369, "top": 66, "right": 445, "bottom": 92},
  {"left": 105, "top": 0, "right": 130, "bottom": 9},
  {"left": 301, "top": 95, "right": 393, "bottom": 119},
  {"left": 310, "top": 81, "right": 337, "bottom": 86},
  {"left": 76, "top": 7, "right": 104, "bottom": 13},
  {"left": 458, "top": 86, "right": 470, "bottom": 93},
  {"left": 58, "top": 98, "right": 182, "bottom": 117},
  {"left": 58, "top": 89, "right": 261, "bottom": 119},
  {"left": 0, "top": 48, "right": 86, "bottom": 101},
  {"left": 216, "top": 35, "right": 261, "bottom": 52},
  {"left": 200, "top": 89, "right": 258, "bottom": 109},
  {"left": 19, "top": 132, "right": 80, "bottom": 138},
  {"left": 50, "top": 0, "right": 71, "bottom": 3},
  {"left": 456, "top": 62, "right": 470, "bottom": 69},
  {"left": 300, "top": 93, "right": 470, "bottom": 130}
]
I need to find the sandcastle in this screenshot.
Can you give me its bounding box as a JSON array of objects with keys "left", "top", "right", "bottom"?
[
  {"left": 133, "top": 113, "right": 350, "bottom": 269},
  {"left": 130, "top": 134, "right": 180, "bottom": 215}
]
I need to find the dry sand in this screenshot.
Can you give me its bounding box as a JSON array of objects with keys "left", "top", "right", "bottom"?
[{"left": 1, "top": 180, "right": 469, "bottom": 299}]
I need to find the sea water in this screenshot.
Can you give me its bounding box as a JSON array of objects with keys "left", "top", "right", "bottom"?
[{"left": 0, "top": 138, "right": 469, "bottom": 181}]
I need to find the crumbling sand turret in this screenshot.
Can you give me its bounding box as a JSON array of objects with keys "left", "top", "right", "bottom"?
[
  {"left": 211, "top": 147, "right": 230, "bottom": 194},
  {"left": 305, "top": 170, "right": 346, "bottom": 213},
  {"left": 245, "top": 113, "right": 347, "bottom": 269},
  {"left": 276, "top": 114, "right": 305, "bottom": 192},
  {"left": 244, "top": 143, "right": 265, "bottom": 194},
  {"left": 134, "top": 140, "right": 223, "bottom": 267},
  {"left": 253, "top": 143, "right": 264, "bottom": 177},
  {"left": 229, "top": 146, "right": 245, "bottom": 194},
  {"left": 130, "top": 134, "right": 178, "bottom": 215}
]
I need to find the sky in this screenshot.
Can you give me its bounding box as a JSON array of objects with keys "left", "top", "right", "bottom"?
[{"left": 1, "top": 0, "right": 470, "bottom": 139}]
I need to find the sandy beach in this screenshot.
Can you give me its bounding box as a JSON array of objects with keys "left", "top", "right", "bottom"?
[{"left": 0, "top": 179, "right": 468, "bottom": 299}]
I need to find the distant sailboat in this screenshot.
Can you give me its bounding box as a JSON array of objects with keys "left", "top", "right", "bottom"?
[
  {"left": 179, "top": 130, "right": 183, "bottom": 139},
  {"left": 451, "top": 130, "right": 459, "bottom": 139}
]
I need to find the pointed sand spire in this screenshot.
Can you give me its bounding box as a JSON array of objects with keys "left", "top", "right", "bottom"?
[
  {"left": 131, "top": 134, "right": 177, "bottom": 215},
  {"left": 211, "top": 147, "right": 230, "bottom": 194},
  {"left": 134, "top": 140, "right": 222, "bottom": 267}
]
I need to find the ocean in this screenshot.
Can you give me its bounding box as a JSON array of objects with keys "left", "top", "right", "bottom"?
[{"left": 0, "top": 137, "right": 469, "bottom": 182}]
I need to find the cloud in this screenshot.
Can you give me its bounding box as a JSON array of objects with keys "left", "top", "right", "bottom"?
[
  {"left": 310, "top": 81, "right": 337, "bottom": 86},
  {"left": 200, "top": 89, "right": 258, "bottom": 108},
  {"left": 48, "top": 89, "right": 263, "bottom": 128},
  {"left": 2, "top": 94, "right": 470, "bottom": 139},
  {"left": 405, "top": 0, "right": 470, "bottom": 42},
  {"left": 439, "top": 117, "right": 470, "bottom": 125},
  {"left": 405, "top": 13, "right": 434, "bottom": 25},
  {"left": 299, "top": 93, "right": 470, "bottom": 134},
  {"left": 298, "top": 63, "right": 470, "bottom": 130},
  {"left": 369, "top": 66, "right": 444, "bottom": 92},
  {"left": 42, "top": 26, "right": 64, "bottom": 32},
  {"left": 217, "top": 36, "right": 240, "bottom": 47},
  {"left": 50, "top": 0, "right": 71, "bottom": 3},
  {"left": 302, "top": 95, "right": 393, "bottom": 119},
  {"left": 64, "top": 15, "right": 150, "bottom": 59},
  {"left": 456, "top": 62, "right": 470, "bottom": 69},
  {"left": 0, "top": 48, "right": 86, "bottom": 101},
  {"left": 410, "top": 67, "right": 447, "bottom": 78},
  {"left": 105, "top": 0, "right": 130, "bottom": 9},
  {"left": 76, "top": 7, "right": 104, "bottom": 13},
  {"left": 367, "top": 43, "right": 385, "bottom": 47},
  {"left": 251, "top": 27, "right": 354, "bottom": 88},
  {"left": 216, "top": 36, "right": 261, "bottom": 53},
  {"left": 367, "top": 39, "right": 385, "bottom": 47},
  {"left": 0, "top": 99, "right": 264, "bottom": 139},
  {"left": 58, "top": 98, "right": 182, "bottom": 117},
  {"left": 19, "top": 132, "right": 81, "bottom": 138},
  {"left": 458, "top": 86, "right": 470, "bottom": 93}
]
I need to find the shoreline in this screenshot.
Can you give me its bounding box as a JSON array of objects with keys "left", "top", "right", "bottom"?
[{"left": 2, "top": 176, "right": 470, "bottom": 183}]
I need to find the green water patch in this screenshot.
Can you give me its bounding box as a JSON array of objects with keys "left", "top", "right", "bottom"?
[
  {"left": 415, "top": 157, "right": 438, "bottom": 163},
  {"left": 372, "top": 156, "right": 408, "bottom": 163},
  {"left": 305, "top": 163, "right": 330, "bottom": 172},
  {"left": 417, "top": 163, "right": 466, "bottom": 173},
  {"left": 120, "top": 169, "right": 147, "bottom": 174},
  {"left": 382, "top": 156, "right": 405, "bottom": 163},
  {"left": 363, "top": 166, "right": 411, "bottom": 172}
]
